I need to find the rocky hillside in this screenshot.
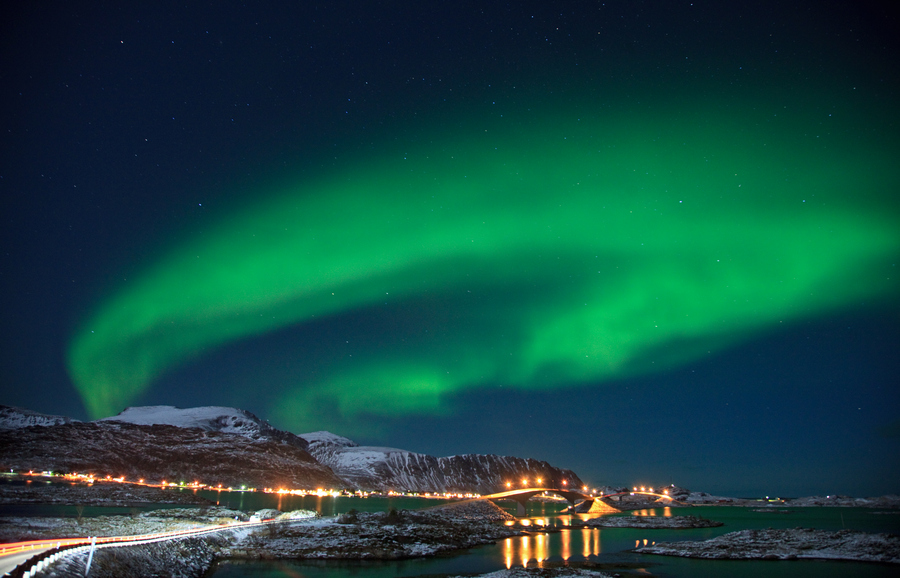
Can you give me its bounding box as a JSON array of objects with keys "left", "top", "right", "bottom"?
[
  {"left": 99, "top": 405, "right": 310, "bottom": 450},
  {"left": 0, "top": 420, "right": 342, "bottom": 490},
  {"left": 0, "top": 405, "right": 78, "bottom": 429},
  {"left": 0, "top": 406, "right": 584, "bottom": 494},
  {"left": 301, "top": 430, "right": 583, "bottom": 494}
]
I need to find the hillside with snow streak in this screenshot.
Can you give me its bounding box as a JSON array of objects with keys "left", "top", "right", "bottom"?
[
  {"left": 99, "top": 405, "right": 310, "bottom": 450},
  {"left": 1, "top": 405, "right": 583, "bottom": 494},
  {"left": 301, "top": 430, "right": 583, "bottom": 494}
]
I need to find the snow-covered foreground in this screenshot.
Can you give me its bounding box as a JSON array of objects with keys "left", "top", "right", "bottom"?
[
  {"left": 41, "top": 529, "right": 246, "bottom": 578},
  {"left": 583, "top": 514, "right": 723, "bottom": 529},
  {"left": 638, "top": 527, "right": 900, "bottom": 564},
  {"left": 0, "top": 507, "right": 250, "bottom": 543},
  {"left": 22, "top": 501, "right": 521, "bottom": 577},
  {"left": 230, "top": 500, "right": 518, "bottom": 560},
  {"left": 7, "top": 508, "right": 317, "bottom": 578}
]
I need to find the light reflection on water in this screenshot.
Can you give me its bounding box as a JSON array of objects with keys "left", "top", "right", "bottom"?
[
  {"left": 502, "top": 524, "right": 607, "bottom": 568},
  {"left": 209, "top": 505, "right": 900, "bottom": 578},
  {"left": 632, "top": 506, "right": 672, "bottom": 517},
  {"left": 503, "top": 532, "right": 553, "bottom": 568}
]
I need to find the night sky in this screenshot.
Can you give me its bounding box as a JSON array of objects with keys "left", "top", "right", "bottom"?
[{"left": 2, "top": 1, "right": 898, "bottom": 498}]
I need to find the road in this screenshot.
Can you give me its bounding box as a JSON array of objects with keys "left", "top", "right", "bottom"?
[{"left": 0, "top": 519, "right": 271, "bottom": 576}]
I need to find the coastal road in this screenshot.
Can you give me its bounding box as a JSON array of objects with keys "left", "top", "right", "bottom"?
[
  {"left": 0, "top": 519, "right": 273, "bottom": 576},
  {"left": 0, "top": 539, "right": 89, "bottom": 576}
]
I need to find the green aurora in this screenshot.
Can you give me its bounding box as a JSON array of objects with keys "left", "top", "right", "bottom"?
[{"left": 67, "top": 102, "right": 899, "bottom": 427}]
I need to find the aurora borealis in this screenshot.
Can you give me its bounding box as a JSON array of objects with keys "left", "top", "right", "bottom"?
[
  {"left": 67, "top": 104, "right": 899, "bottom": 427},
  {"left": 3, "top": 1, "right": 898, "bottom": 496}
]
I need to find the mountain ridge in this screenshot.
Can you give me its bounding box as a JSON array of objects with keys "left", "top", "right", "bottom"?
[
  {"left": 0, "top": 405, "right": 583, "bottom": 494},
  {"left": 300, "top": 430, "right": 583, "bottom": 494}
]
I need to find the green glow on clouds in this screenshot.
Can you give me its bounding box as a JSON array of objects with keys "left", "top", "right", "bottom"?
[{"left": 67, "top": 102, "right": 899, "bottom": 426}]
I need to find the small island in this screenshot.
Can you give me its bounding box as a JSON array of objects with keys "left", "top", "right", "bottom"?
[
  {"left": 582, "top": 514, "right": 723, "bottom": 529},
  {"left": 638, "top": 527, "right": 900, "bottom": 564}
]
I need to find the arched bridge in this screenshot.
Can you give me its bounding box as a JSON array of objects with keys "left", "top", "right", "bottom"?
[{"left": 479, "top": 487, "right": 679, "bottom": 516}]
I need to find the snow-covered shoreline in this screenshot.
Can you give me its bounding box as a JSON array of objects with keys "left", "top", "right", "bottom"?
[
  {"left": 227, "top": 500, "right": 519, "bottom": 561},
  {"left": 22, "top": 501, "right": 521, "bottom": 577},
  {"left": 582, "top": 514, "right": 723, "bottom": 529},
  {"left": 11, "top": 500, "right": 900, "bottom": 577},
  {"left": 0, "top": 506, "right": 251, "bottom": 543},
  {"left": 638, "top": 527, "right": 900, "bottom": 564}
]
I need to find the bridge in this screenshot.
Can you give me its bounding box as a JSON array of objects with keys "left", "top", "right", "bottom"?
[{"left": 479, "top": 487, "right": 679, "bottom": 516}]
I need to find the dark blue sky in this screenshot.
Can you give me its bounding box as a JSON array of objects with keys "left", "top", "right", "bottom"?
[{"left": 1, "top": 1, "right": 898, "bottom": 497}]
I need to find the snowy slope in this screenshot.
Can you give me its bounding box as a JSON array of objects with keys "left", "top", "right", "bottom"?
[
  {"left": 0, "top": 405, "right": 79, "bottom": 429},
  {"left": 1, "top": 419, "right": 344, "bottom": 489},
  {"left": 299, "top": 430, "right": 357, "bottom": 447},
  {"left": 1, "top": 404, "right": 583, "bottom": 494},
  {"left": 99, "top": 405, "right": 309, "bottom": 449},
  {"left": 301, "top": 431, "right": 583, "bottom": 493}
]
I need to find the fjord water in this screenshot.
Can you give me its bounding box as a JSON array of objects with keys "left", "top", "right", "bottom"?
[
  {"left": 209, "top": 499, "right": 900, "bottom": 578},
  {"left": 1, "top": 485, "right": 896, "bottom": 576}
]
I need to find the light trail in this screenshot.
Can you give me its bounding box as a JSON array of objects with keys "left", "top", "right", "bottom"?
[{"left": 0, "top": 518, "right": 274, "bottom": 577}]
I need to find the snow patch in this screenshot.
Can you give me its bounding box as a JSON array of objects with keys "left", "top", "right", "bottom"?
[
  {"left": 99, "top": 405, "right": 258, "bottom": 432},
  {"left": 0, "top": 405, "right": 78, "bottom": 430},
  {"left": 95, "top": 405, "right": 310, "bottom": 450},
  {"left": 299, "top": 430, "right": 357, "bottom": 447}
]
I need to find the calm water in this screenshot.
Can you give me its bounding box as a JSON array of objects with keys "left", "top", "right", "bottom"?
[
  {"left": 4, "top": 485, "right": 897, "bottom": 577},
  {"left": 207, "top": 498, "right": 900, "bottom": 578},
  {"left": 0, "top": 486, "right": 456, "bottom": 519}
]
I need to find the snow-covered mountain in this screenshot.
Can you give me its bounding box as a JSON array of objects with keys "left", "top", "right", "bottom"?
[
  {"left": 1, "top": 405, "right": 584, "bottom": 494},
  {"left": 301, "top": 430, "right": 583, "bottom": 494},
  {"left": 99, "top": 405, "right": 309, "bottom": 450},
  {"left": 0, "top": 419, "right": 342, "bottom": 489},
  {"left": 0, "top": 405, "right": 79, "bottom": 429}
]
